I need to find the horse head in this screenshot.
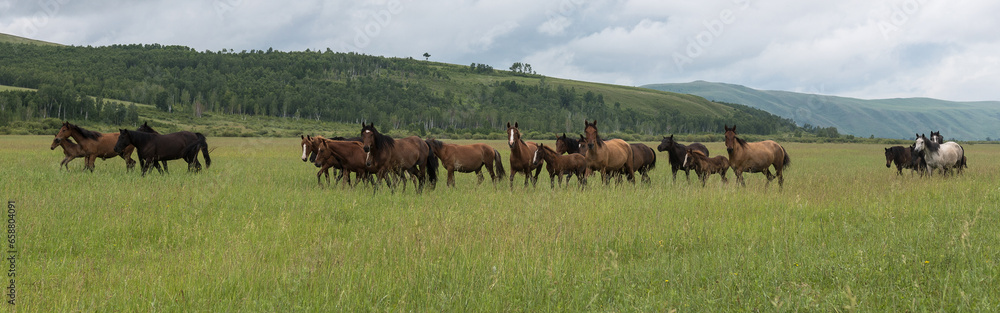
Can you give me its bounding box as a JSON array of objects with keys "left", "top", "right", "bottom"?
[
  {"left": 532, "top": 143, "right": 544, "bottom": 166},
  {"left": 313, "top": 139, "right": 329, "bottom": 168},
  {"left": 53, "top": 122, "right": 73, "bottom": 144},
  {"left": 657, "top": 134, "right": 676, "bottom": 152},
  {"left": 884, "top": 147, "right": 893, "bottom": 168},
  {"left": 359, "top": 123, "right": 377, "bottom": 166},
  {"left": 300, "top": 135, "right": 313, "bottom": 162},
  {"left": 577, "top": 134, "right": 589, "bottom": 155},
  {"left": 724, "top": 125, "right": 737, "bottom": 155},
  {"left": 583, "top": 120, "right": 599, "bottom": 150},
  {"left": 113, "top": 129, "right": 131, "bottom": 155},
  {"left": 506, "top": 122, "right": 521, "bottom": 147}
]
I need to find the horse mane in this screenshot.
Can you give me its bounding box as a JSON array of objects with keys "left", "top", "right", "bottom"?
[
  {"left": 540, "top": 144, "right": 556, "bottom": 155},
  {"left": 125, "top": 129, "right": 157, "bottom": 146},
  {"left": 922, "top": 138, "right": 940, "bottom": 153},
  {"left": 426, "top": 139, "right": 444, "bottom": 150},
  {"left": 137, "top": 122, "right": 159, "bottom": 134},
  {"left": 364, "top": 126, "right": 395, "bottom": 150},
  {"left": 688, "top": 149, "right": 707, "bottom": 158},
  {"left": 69, "top": 123, "right": 102, "bottom": 140},
  {"left": 734, "top": 136, "right": 748, "bottom": 147}
]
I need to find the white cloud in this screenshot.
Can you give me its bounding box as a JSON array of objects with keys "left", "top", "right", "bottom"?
[{"left": 538, "top": 16, "right": 571, "bottom": 36}]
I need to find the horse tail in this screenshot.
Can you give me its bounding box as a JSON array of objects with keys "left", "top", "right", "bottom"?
[
  {"left": 197, "top": 133, "right": 211, "bottom": 168},
  {"left": 425, "top": 141, "right": 439, "bottom": 184},
  {"left": 493, "top": 148, "right": 506, "bottom": 178},
  {"left": 780, "top": 145, "right": 791, "bottom": 169}
]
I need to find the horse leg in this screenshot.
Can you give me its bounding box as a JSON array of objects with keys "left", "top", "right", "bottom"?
[
  {"left": 86, "top": 155, "right": 97, "bottom": 172},
  {"left": 735, "top": 170, "right": 745, "bottom": 187},
  {"left": 671, "top": 167, "right": 678, "bottom": 182},
  {"left": 476, "top": 169, "right": 485, "bottom": 185},
  {"left": 447, "top": 169, "right": 456, "bottom": 187},
  {"left": 700, "top": 172, "right": 707, "bottom": 187}
]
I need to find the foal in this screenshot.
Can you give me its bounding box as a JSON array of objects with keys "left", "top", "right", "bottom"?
[
  {"left": 533, "top": 143, "right": 588, "bottom": 188},
  {"left": 50, "top": 137, "right": 86, "bottom": 170},
  {"left": 682, "top": 150, "right": 730, "bottom": 187}
]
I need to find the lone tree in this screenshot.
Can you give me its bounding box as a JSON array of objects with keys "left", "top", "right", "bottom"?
[{"left": 422, "top": 52, "right": 430, "bottom": 60}]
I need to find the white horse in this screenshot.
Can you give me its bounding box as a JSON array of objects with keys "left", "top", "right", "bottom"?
[{"left": 913, "top": 134, "right": 964, "bottom": 176}]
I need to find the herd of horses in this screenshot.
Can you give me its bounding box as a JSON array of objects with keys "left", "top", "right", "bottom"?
[
  {"left": 884, "top": 131, "right": 967, "bottom": 176},
  {"left": 49, "top": 122, "right": 211, "bottom": 176},
  {"left": 299, "top": 121, "right": 792, "bottom": 191},
  {"left": 50, "top": 121, "right": 967, "bottom": 187}
]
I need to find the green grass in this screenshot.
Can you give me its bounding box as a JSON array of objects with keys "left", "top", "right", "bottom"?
[{"left": 5, "top": 136, "right": 1000, "bottom": 311}]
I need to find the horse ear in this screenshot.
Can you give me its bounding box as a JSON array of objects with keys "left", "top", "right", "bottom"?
[
  {"left": 506, "top": 122, "right": 511, "bottom": 128},
  {"left": 515, "top": 122, "right": 519, "bottom": 128},
  {"left": 593, "top": 119, "right": 598, "bottom": 125},
  {"left": 732, "top": 124, "right": 736, "bottom": 131}
]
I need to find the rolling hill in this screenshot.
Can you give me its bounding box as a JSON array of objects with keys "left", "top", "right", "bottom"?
[
  {"left": 0, "top": 34, "right": 800, "bottom": 138},
  {"left": 643, "top": 81, "right": 1000, "bottom": 140}
]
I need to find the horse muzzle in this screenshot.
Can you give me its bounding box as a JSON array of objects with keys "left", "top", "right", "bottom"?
[
  {"left": 587, "top": 143, "right": 594, "bottom": 149},
  {"left": 363, "top": 146, "right": 370, "bottom": 153},
  {"left": 726, "top": 147, "right": 734, "bottom": 154}
]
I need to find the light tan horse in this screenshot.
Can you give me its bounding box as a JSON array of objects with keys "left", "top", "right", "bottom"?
[
  {"left": 581, "top": 120, "right": 634, "bottom": 184},
  {"left": 53, "top": 122, "right": 135, "bottom": 172},
  {"left": 723, "top": 125, "right": 790, "bottom": 188}
]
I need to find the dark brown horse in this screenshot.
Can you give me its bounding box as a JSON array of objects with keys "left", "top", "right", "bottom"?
[
  {"left": 629, "top": 143, "right": 656, "bottom": 184},
  {"left": 50, "top": 137, "right": 86, "bottom": 170},
  {"left": 683, "top": 150, "right": 730, "bottom": 187},
  {"left": 723, "top": 125, "right": 790, "bottom": 188},
  {"left": 657, "top": 134, "right": 708, "bottom": 182},
  {"left": 425, "top": 139, "right": 505, "bottom": 187},
  {"left": 884, "top": 145, "right": 915, "bottom": 175},
  {"left": 114, "top": 129, "right": 211, "bottom": 176},
  {"left": 554, "top": 133, "right": 581, "bottom": 154},
  {"left": 582, "top": 120, "right": 634, "bottom": 184},
  {"left": 359, "top": 123, "right": 438, "bottom": 192},
  {"left": 313, "top": 137, "right": 373, "bottom": 187},
  {"left": 506, "top": 122, "right": 542, "bottom": 187},
  {"left": 533, "top": 143, "right": 587, "bottom": 188},
  {"left": 53, "top": 122, "right": 136, "bottom": 172}
]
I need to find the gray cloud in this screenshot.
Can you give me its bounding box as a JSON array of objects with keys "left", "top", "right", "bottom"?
[{"left": 1, "top": 0, "right": 998, "bottom": 101}]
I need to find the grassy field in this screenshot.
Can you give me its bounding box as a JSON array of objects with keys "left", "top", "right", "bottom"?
[{"left": 4, "top": 136, "right": 999, "bottom": 311}]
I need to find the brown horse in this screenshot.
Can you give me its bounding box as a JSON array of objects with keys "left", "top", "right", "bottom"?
[
  {"left": 360, "top": 123, "right": 438, "bottom": 192},
  {"left": 314, "top": 137, "right": 373, "bottom": 187},
  {"left": 554, "top": 133, "right": 581, "bottom": 154},
  {"left": 425, "top": 139, "right": 505, "bottom": 187},
  {"left": 683, "top": 150, "right": 730, "bottom": 187},
  {"left": 581, "top": 120, "right": 634, "bottom": 184},
  {"left": 53, "top": 122, "right": 135, "bottom": 172},
  {"left": 301, "top": 135, "right": 338, "bottom": 185},
  {"left": 533, "top": 143, "right": 587, "bottom": 188},
  {"left": 50, "top": 137, "right": 86, "bottom": 170},
  {"left": 629, "top": 143, "right": 656, "bottom": 184},
  {"left": 723, "top": 125, "right": 790, "bottom": 188},
  {"left": 506, "top": 122, "right": 542, "bottom": 187}
]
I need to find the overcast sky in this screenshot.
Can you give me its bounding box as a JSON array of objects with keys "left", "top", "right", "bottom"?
[{"left": 2, "top": 0, "right": 998, "bottom": 101}]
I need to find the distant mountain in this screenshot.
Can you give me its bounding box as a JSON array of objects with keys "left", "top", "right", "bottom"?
[{"left": 643, "top": 81, "right": 1000, "bottom": 140}]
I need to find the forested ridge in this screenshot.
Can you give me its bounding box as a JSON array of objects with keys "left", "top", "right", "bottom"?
[{"left": 0, "top": 42, "right": 804, "bottom": 137}]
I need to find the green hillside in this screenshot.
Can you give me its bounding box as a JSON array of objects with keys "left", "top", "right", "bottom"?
[
  {"left": 0, "top": 36, "right": 799, "bottom": 138},
  {"left": 643, "top": 81, "right": 1000, "bottom": 140},
  {"left": 0, "top": 33, "right": 62, "bottom": 46}
]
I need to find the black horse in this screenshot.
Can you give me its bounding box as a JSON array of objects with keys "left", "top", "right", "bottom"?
[
  {"left": 657, "top": 134, "right": 709, "bottom": 181},
  {"left": 554, "top": 133, "right": 581, "bottom": 154},
  {"left": 884, "top": 145, "right": 915, "bottom": 175},
  {"left": 114, "top": 129, "right": 211, "bottom": 176},
  {"left": 135, "top": 121, "right": 168, "bottom": 171}
]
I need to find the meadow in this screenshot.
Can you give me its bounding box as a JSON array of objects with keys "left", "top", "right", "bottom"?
[{"left": 3, "top": 135, "right": 999, "bottom": 312}]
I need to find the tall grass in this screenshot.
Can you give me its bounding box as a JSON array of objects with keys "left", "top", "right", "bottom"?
[{"left": 4, "top": 136, "right": 999, "bottom": 311}]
